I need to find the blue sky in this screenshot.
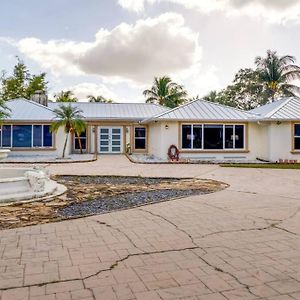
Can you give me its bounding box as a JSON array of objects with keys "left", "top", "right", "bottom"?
[{"left": 1, "top": 0, "right": 300, "bottom": 102}]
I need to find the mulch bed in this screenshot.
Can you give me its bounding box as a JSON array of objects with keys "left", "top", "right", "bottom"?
[{"left": 0, "top": 176, "right": 228, "bottom": 230}]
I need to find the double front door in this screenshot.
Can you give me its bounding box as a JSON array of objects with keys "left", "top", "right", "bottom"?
[{"left": 99, "top": 126, "right": 123, "bottom": 153}]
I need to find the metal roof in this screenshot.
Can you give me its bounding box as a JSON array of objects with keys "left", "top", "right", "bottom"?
[
  {"left": 48, "top": 102, "right": 168, "bottom": 120},
  {"left": 250, "top": 97, "right": 300, "bottom": 120},
  {"left": 4, "top": 98, "right": 55, "bottom": 121},
  {"left": 143, "top": 99, "right": 257, "bottom": 122}
]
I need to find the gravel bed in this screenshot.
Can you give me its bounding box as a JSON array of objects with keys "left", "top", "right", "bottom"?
[{"left": 59, "top": 189, "right": 204, "bottom": 218}]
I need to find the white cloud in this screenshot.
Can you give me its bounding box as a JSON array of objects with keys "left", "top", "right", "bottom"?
[
  {"left": 17, "top": 13, "right": 201, "bottom": 84},
  {"left": 49, "top": 83, "right": 117, "bottom": 101},
  {"left": 118, "top": 0, "right": 300, "bottom": 23}
]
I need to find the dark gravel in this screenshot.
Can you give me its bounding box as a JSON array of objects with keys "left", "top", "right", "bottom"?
[{"left": 58, "top": 189, "right": 204, "bottom": 218}]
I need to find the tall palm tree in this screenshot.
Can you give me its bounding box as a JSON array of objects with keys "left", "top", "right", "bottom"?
[
  {"left": 143, "top": 76, "right": 188, "bottom": 108},
  {"left": 255, "top": 50, "right": 300, "bottom": 101},
  {"left": 54, "top": 90, "right": 78, "bottom": 102},
  {"left": 51, "top": 104, "right": 86, "bottom": 158},
  {"left": 88, "top": 95, "right": 113, "bottom": 103}
]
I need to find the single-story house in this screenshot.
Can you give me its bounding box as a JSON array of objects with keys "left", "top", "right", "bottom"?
[{"left": 1, "top": 97, "right": 300, "bottom": 162}]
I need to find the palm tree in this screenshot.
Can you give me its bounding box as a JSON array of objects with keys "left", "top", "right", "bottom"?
[
  {"left": 88, "top": 95, "right": 113, "bottom": 103},
  {"left": 143, "top": 76, "right": 188, "bottom": 108},
  {"left": 54, "top": 90, "right": 78, "bottom": 102},
  {"left": 255, "top": 50, "right": 300, "bottom": 101},
  {"left": 51, "top": 104, "right": 86, "bottom": 158}
]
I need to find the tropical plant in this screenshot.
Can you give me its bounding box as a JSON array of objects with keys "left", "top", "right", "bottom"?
[
  {"left": 51, "top": 104, "right": 86, "bottom": 158},
  {"left": 0, "top": 58, "right": 48, "bottom": 101},
  {"left": 54, "top": 90, "right": 78, "bottom": 102},
  {"left": 255, "top": 50, "right": 300, "bottom": 101},
  {"left": 88, "top": 95, "right": 113, "bottom": 103},
  {"left": 143, "top": 76, "right": 188, "bottom": 108}
]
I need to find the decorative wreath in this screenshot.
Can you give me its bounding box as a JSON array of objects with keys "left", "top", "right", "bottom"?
[{"left": 168, "top": 145, "right": 180, "bottom": 161}]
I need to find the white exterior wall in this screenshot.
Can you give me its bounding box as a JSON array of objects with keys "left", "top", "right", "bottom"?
[
  {"left": 267, "top": 122, "right": 300, "bottom": 162},
  {"left": 148, "top": 121, "right": 271, "bottom": 161}
]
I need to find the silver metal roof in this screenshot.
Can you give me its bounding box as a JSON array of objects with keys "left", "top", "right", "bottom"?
[
  {"left": 250, "top": 97, "right": 300, "bottom": 120},
  {"left": 4, "top": 98, "right": 55, "bottom": 121},
  {"left": 143, "top": 99, "right": 257, "bottom": 122},
  {"left": 48, "top": 102, "right": 168, "bottom": 120}
]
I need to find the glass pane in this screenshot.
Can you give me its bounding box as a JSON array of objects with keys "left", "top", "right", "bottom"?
[
  {"left": 295, "top": 137, "right": 300, "bottom": 150},
  {"left": 193, "top": 125, "right": 202, "bottom": 149},
  {"left": 100, "top": 128, "right": 109, "bottom": 133},
  {"left": 78, "top": 130, "right": 86, "bottom": 138},
  {"left": 135, "top": 139, "right": 146, "bottom": 150},
  {"left": 75, "top": 138, "right": 86, "bottom": 150},
  {"left": 135, "top": 127, "right": 146, "bottom": 138},
  {"left": 295, "top": 124, "right": 300, "bottom": 137},
  {"left": 204, "top": 125, "right": 223, "bottom": 149},
  {"left": 112, "top": 147, "right": 121, "bottom": 152},
  {"left": 100, "top": 147, "right": 109, "bottom": 152},
  {"left": 100, "top": 134, "right": 109, "bottom": 140},
  {"left": 112, "top": 134, "right": 120, "bottom": 140},
  {"left": 112, "top": 140, "right": 121, "bottom": 146},
  {"left": 100, "top": 140, "right": 109, "bottom": 146},
  {"left": 13, "top": 125, "right": 32, "bottom": 147},
  {"left": 225, "top": 125, "right": 234, "bottom": 149},
  {"left": 2, "top": 125, "right": 11, "bottom": 147},
  {"left": 182, "top": 125, "right": 192, "bottom": 149},
  {"left": 43, "top": 125, "right": 53, "bottom": 147},
  {"left": 235, "top": 125, "right": 244, "bottom": 149},
  {"left": 112, "top": 128, "right": 121, "bottom": 134},
  {"left": 33, "top": 125, "right": 42, "bottom": 147}
]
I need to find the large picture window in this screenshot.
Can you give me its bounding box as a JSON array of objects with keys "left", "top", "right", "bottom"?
[
  {"left": 181, "top": 124, "right": 245, "bottom": 151},
  {"left": 134, "top": 127, "right": 147, "bottom": 150},
  {"left": 0, "top": 124, "right": 53, "bottom": 148},
  {"left": 294, "top": 124, "right": 300, "bottom": 150}
]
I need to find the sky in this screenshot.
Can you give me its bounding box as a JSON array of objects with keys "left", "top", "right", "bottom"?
[{"left": 0, "top": 0, "right": 300, "bottom": 102}]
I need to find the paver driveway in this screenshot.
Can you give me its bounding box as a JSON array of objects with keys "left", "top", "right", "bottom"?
[{"left": 0, "top": 156, "right": 300, "bottom": 300}]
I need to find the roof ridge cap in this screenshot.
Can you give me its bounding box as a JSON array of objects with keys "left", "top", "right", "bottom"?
[{"left": 265, "top": 98, "right": 292, "bottom": 118}]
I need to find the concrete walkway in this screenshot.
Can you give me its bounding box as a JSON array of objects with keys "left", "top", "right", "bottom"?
[{"left": 0, "top": 156, "right": 300, "bottom": 300}]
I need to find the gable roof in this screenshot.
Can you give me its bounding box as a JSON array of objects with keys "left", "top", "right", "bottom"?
[
  {"left": 143, "top": 99, "right": 257, "bottom": 123},
  {"left": 4, "top": 98, "right": 55, "bottom": 121},
  {"left": 250, "top": 97, "right": 300, "bottom": 120},
  {"left": 48, "top": 102, "right": 169, "bottom": 120}
]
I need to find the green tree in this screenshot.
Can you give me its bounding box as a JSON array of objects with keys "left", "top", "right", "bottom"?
[
  {"left": 88, "top": 95, "right": 113, "bottom": 103},
  {"left": 0, "top": 58, "right": 48, "bottom": 101},
  {"left": 54, "top": 90, "right": 78, "bottom": 102},
  {"left": 204, "top": 51, "right": 300, "bottom": 110},
  {"left": 255, "top": 50, "right": 300, "bottom": 101},
  {"left": 143, "top": 76, "right": 188, "bottom": 108},
  {"left": 50, "top": 104, "right": 86, "bottom": 158}
]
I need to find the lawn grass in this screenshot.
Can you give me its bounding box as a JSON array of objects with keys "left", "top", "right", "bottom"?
[{"left": 220, "top": 163, "right": 300, "bottom": 169}]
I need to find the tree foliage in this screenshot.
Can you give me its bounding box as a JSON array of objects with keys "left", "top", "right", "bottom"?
[
  {"left": 204, "top": 50, "right": 300, "bottom": 110},
  {"left": 143, "top": 76, "right": 188, "bottom": 108},
  {"left": 0, "top": 58, "right": 48, "bottom": 101},
  {"left": 54, "top": 90, "right": 78, "bottom": 102},
  {"left": 51, "top": 104, "right": 86, "bottom": 157},
  {"left": 88, "top": 95, "right": 113, "bottom": 103}
]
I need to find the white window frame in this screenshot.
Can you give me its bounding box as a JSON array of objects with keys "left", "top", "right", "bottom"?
[
  {"left": 294, "top": 123, "right": 300, "bottom": 151},
  {"left": 181, "top": 123, "right": 246, "bottom": 151},
  {"left": 73, "top": 130, "right": 87, "bottom": 151},
  {"left": 134, "top": 126, "right": 147, "bottom": 151}
]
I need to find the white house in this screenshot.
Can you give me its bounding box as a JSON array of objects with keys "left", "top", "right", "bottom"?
[{"left": 1, "top": 97, "right": 300, "bottom": 162}]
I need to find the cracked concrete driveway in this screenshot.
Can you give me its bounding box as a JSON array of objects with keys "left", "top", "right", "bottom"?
[{"left": 0, "top": 156, "right": 300, "bottom": 300}]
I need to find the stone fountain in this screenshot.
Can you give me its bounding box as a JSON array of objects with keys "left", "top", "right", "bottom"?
[{"left": 0, "top": 150, "right": 66, "bottom": 204}]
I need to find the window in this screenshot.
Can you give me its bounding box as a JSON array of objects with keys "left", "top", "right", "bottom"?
[
  {"left": 294, "top": 124, "right": 300, "bottom": 150},
  {"left": 181, "top": 124, "right": 245, "bottom": 150},
  {"left": 0, "top": 124, "right": 53, "bottom": 148},
  {"left": 134, "top": 127, "right": 147, "bottom": 150},
  {"left": 74, "top": 130, "right": 87, "bottom": 151}
]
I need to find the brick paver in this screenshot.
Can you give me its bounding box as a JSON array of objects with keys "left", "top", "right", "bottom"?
[{"left": 1, "top": 156, "right": 300, "bottom": 299}]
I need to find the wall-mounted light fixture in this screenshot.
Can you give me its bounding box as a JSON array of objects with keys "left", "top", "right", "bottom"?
[
  {"left": 165, "top": 124, "right": 169, "bottom": 130},
  {"left": 276, "top": 121, "right": 282, "bottom": 125}
]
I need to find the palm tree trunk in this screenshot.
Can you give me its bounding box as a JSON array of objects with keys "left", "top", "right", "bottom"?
[
  {"left": 62, "top": 132, "right": 69, "bottom": 158},
  {"left": 77, "top": 132, "right": 83, "bottom": 154}
]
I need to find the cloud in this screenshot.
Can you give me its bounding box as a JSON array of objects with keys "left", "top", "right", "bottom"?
[
  {"left": 50, "top": 83, "right": 117, "bottom": 101},
  {"left": 17, "top": 13, "right": 201, "bottom": 84},
  {"left": 118, "top": 0, "right": 300, "bottom": 23}
]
